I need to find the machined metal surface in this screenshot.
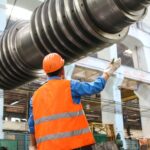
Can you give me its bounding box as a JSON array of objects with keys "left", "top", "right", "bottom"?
[{"left": 0, "top": 0, "right": 150, "bottom": 89}]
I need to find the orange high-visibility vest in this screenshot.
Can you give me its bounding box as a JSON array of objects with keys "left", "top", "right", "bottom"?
[{"left": 32, "top": 80, "right": 95, "bottom": 150}]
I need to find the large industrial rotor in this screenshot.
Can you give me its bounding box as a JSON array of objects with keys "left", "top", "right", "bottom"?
[{"left": 0, "top": 0, "right": 150, "bottom": 89}]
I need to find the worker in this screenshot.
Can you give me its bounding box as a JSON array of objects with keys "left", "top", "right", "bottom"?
[{"left": 28, "top": 53, "right": 121, "bottom": 150}]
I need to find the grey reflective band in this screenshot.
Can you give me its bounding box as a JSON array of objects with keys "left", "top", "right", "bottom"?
[
  {"left": 35, "top": 110, "right": 84, "bottom": 125},
  {"left": 36, "top": 127, "right": 90, "bottom": 144}
]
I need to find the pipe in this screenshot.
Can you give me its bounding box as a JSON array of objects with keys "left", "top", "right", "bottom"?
[{"left": 0, "top": 0, "right": 150, "bottom": 89}]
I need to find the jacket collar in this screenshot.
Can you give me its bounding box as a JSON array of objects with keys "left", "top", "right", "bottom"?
[{"left": 48, "top": 76, "right": 61, "bottom": 80}]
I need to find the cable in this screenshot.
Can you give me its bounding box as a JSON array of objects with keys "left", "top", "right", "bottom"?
[{"left": 81, "top": 97, "right": 150, "bottom": 118}]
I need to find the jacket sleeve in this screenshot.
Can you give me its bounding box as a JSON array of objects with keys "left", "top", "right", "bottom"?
[
  {"left": 28, "top": 98, "right": 35, "bottom": 134},
  {"left": 71, "top": 76, "right": 106, "bottom": 98}
]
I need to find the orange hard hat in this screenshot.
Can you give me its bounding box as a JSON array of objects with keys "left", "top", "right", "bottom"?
[{"left": 42, "top": 53, "right": 64, "bottom": 73}]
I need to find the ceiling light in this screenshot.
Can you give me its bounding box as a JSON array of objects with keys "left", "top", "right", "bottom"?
[{"left": 123, "top": 49, "right": 133, "bottom": 57}]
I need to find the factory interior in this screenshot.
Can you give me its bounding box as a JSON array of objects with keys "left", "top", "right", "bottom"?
[{"left": 0, "top": 0, "right": 150, "bottom": 150}]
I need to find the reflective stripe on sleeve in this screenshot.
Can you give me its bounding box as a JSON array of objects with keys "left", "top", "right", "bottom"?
[
  {"left": 36, "top": 127, "right": 90, "bottom": 144},
  {"left": 34, "top": 110, "right": 84, "bottom": 125}
]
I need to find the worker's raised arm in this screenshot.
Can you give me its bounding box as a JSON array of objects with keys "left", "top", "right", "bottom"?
[
  {"left": 71, "top": 58, "right": 121, "bottom": 102},
  {"left": 71, "top": 76, "right": 106, "bottom": 97}
]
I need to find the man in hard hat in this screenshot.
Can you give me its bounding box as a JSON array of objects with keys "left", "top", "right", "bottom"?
[{"left": 28, "top": 53, "right": 121, "bottom": 150}]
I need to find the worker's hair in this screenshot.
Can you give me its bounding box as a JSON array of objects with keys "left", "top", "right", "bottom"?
[{"left": 47, "top": 67, "right": 64, "bottom": 77}]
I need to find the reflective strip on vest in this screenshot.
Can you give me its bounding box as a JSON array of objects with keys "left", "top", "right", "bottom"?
[
  {"left": 36, "top": 127, "right": 90, "bottom": 144},
  {"left": 34, "top": 110, "right": 84, "bottom": 125}
]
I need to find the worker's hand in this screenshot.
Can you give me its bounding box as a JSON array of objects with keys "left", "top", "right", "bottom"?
[
  {"left": 29, "top": 146, "right": 37, "bottom": 150},
  {"left": 104, "top": 58, "right": 121, "bottom": 77},
  {"left": 29, "top": 133, "right": 37, "bottom": 150}
]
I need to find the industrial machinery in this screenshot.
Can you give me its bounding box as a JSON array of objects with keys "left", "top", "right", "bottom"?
[{"left": 0, "top": 0, "right": 150, "bottom": 89}]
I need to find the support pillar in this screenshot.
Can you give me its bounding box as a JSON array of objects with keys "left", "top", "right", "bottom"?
[
  {"left": 127, "top": 24, "right": 150, "bottom": 72},
  {"left": 134, "top": 84, "right": 150, "bottom": 138},
  {"left": 132, "top": 34, "right": 150, "bottom": 138},
  {"left": 137, "top": 46, "right": 150, "bottom": 72},
  {"left": 101, "top": 74, "right": 127, "bottom": 149},
  {"left": 97, "top": 44, "right": 117, "bottom": 61},
  {"left": 0, "top": 0, "right": 7, "bottom": 139},
  {"left": 0, "top": 89, "right": 4, "bottom": 139}
]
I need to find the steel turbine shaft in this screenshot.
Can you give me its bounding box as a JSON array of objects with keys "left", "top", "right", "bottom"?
[{"left": 0, "top": 0, "right": 150, "bottom": 89}]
